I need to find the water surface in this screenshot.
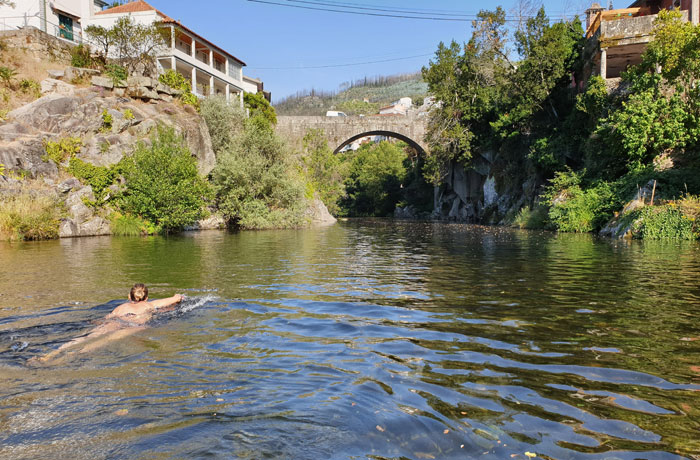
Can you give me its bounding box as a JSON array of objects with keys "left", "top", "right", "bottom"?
[{"left": 1, "top": 221, "right": 699, "bottom": 459}]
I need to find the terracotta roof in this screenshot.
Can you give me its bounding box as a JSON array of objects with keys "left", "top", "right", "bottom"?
[
  {"left": 96, "top": 1, "right": 246, "bottom": 66},
  {"left": 95, "top": 0, "right": 160, "bottom": 15}
]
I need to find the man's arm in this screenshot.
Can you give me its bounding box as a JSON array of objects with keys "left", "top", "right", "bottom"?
[{"left": 148, "top": 294, "right": 184, "bottom": 310}]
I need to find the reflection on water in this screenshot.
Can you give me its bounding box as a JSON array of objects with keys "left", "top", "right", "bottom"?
[{"left": 1, "top": 221, "right": 699, "bottom": 459}]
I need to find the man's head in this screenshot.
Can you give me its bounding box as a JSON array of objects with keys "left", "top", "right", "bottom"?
[{"left": 129, "top": 283, "right": 148, "bottom": 302}]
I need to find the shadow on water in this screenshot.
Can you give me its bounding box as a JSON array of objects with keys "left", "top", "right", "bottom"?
[{"left": 0, "top": 222, "right": 699, "bottom": 459}]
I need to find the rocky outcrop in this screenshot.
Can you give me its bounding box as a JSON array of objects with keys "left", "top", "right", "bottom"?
[
  {"left": 2, "top": 86, "right": 215, "bottom": 177},
  {"left": 306, "top": 199, "right": 337, "bottom": 226}
]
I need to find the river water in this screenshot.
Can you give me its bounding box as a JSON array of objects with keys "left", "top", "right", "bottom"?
[{"left": 0, "top": 221, "right": 699, "bottom": 459}]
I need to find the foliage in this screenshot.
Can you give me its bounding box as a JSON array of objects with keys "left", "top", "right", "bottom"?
[
  {"left": 109, "top": 212, "right": 156, "bottom": 236},
  {"left": 19, "top": 78, "right": 40, "bottom": 99},
  {"left": 334, "top": 99, "right": 380, "bottom": 116},
  {"left": 0, "top": 194, "right": 61, "bottom": 241},
  {"left": 200, "top": 96, "right": 245, "bottom": 153},
  {"left": 301, "top": 129, "right": 346, "bottom": 215},
  {"left": 158, "top": 69, "right": 199, "bottom": 109},
  {"left": 210, "top": 114, "right": 306, "bottom": 229},
  {"left": 341, "top": 141, "right": 408, "bottom": 217},
  {"left": 101, "top": 109, "right": 113, "bottom": 132},
  {"left": 105, "top": 63, "right": 127, "bottom": 85},
  {"left": 43, "top": 137, "right": 83, "bottom": 165},
  {"left": 513, "top": 204, "right": 549, "bottom": 229},
  {"left": 119, "top": 125, "right": 211, "bottom": 231},
  {"left": 86, "top": 16, "right": 167, "bottom": 75},
  {"left": 68, "top": 157, "right": 118, "bottom": 201},
  {"left": 0, "top": 163, "right": 4, "bottom": 176},
  {"left": 70, "top": 44, "right": 94, "bottom": 69},
  {"left": 632, "top": 205, "right": 697, "bottom": 240},
  {"left": 123, "top": 108, "right": 134, "bottom": 120},
  {"left": 543, "top": 169, "right": 617, "bottom": 233},
  {"left": 0, "top": 65, "right": 16, "bottom": 86},
  {"left": 244, "top": 92, "right": 277, "bottom": 126}
]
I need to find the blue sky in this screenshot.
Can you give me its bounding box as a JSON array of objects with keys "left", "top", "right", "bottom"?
[{"left": 146, "top": 0, "right": 602, "bottom": 101}]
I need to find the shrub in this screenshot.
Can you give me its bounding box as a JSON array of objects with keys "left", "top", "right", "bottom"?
[
  {"left": 43, "top": 137, "right": 83, "bottom": 165},
  {"left": 211, "top": 117, "right": 306, "bottom": 229},
  {"left": 70, "top": 44, "right": 94, "bottom": 68},
  {"left": 101, "top": 109, "right": 113, "bottom": 132},
  {"left": 109, "top": 212, "right": 156, "bottom": 236},
  {"left": 0, "top": 65, "right": 16, "bottom": 86},
  {"left": 105, "top": 63, "right": 128, "bottom": 85},
  {"left": 513, "top": 204, "right": 549, "bottom": 229},
  {"left": 159, "top": 69, "right": 199, "bottom": 110},
  {"left": 0, "top": 163, "right": 4, "bottom": 176},
  {"left": 543, "top": 169, "right": 618, "bottom": 233},
  {"left": 68, "top": 157, "right": 118, "bottom": 201},
  {"left": 19, "top": 78, "right": 41, "bottom": 99},
  {"left": 244, "top": 92, "right": 277, "bottom": 126},
  {"left": 119, "top": 125, "right": 211, "bottom": 231},
  {"left": 301, "top": 128, "right": 345, "bottom": 215},
  {"left": 200, "top": 96, "right": 245, "bottom": 153},
  {"left": 0, "top": 193, "right": 61, "bottom": 241},
  {"left": 123, "top": 108, "right": 134, "bottom": 120},
  {"left": 633, "top": 205, "right": 697, "bottom": 240}
]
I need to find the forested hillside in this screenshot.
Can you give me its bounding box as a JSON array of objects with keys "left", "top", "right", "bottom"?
[{"left": 274, "top": 73, "right": 428, "bottom": 116}]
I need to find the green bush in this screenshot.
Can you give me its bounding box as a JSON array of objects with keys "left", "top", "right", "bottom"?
[
  {"left": 119, "top": 125, "right": 211, "bottom": 231},
  {"left": 200, "top": 96, "right": 245, "bottom": 153},
  {"left": 0, "top": 66, "right": 16, "bottom": 86},
  {"left": 244, "top": 92, "right": 277, "bottom": 126},
  {"left": 0, "top": 194, "right": 61, "bottom": 241},
  {"left": 70, "top": 44, "right": 94, "bottom": 68},
  {"left": 210, "top": 116, "right": 306, "bottom": 229},
  {"left": 109, "top": 212, "right": 157, "bottom": 236},
  {"left": 301, "top": 129, "right": 346, "bottom": 215},
  {"left": 123, "top": 108, "right": 134, "bottom": 120},
  {"left": 513, "top": 204, "right": 549, "bottom": 229},
  {"left": 104, "top": 63, "right": 127, "bottom": 85},
  {"left": 68, "top": 157, "right": 118, "bottom": 201},
  {"left": 633, "top": 205, "right": 697, "bottom": 240},
  {"left": 43, "top": 137, "right": 83, "bottom": 165},
  {"left": 101, "top": 109, "right": 113, "bottom": 132},
  {"left": 19, "top": 78, "right": 41, "bottom": 98},
  {"left": 341, "top": 141, "right": 408, "bottom": 217},
  {"left": 158, "top": 69, "right": 199, "bottom": 110},
  {"left": 544, "top": 169, "right": 618, "bottom": 233}
]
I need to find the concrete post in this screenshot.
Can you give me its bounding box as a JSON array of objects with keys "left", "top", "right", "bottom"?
[
  {"left": 171, "top": 56, "right": 176, "bottom": 72},
  {"left": 692, "top": 0, "right": 699, "bottom": 25},
  {"left": 600, "top": 48, "right": 607, "bottom": 79},
  {"left": 190, "top": 37, "right": 195, "bottom": 57},
  {"left": 191, "top": 67, "right": 197, "bottom": 96},
  {"left": 40, "top": 0, "right": 47, "bottom": 33},
  {"left": 209, "top": 75, "right": 214, "bottom": 96},
  {"left": 170, "top": 25, "right": 175, "bottom": 50},
  {"left": 209, "top": 49, "right": 213, "bottom": 67},
  {"left": 225, "top": 59, "right": 229, "bottom": 77},
  {"left": 225, "top": 84, "right": 230, "bottom": 104},
  {"left": 239, "top": 91, "right": 244, "bottom": 109}
]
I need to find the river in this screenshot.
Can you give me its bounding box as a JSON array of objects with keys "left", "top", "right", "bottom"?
[{"left": 0, "top": 221, "right": 699, "bottom": 459}]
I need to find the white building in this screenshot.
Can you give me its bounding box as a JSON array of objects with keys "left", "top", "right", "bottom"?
[
  {"left": 0, "top": 0, "right": 107, "bottom": 41},
  {"left": 379, "top": 97, "right": 413, "bottom": 116},
  {"left": 0, "top": 0, "right": 265, "bottom": 105}
]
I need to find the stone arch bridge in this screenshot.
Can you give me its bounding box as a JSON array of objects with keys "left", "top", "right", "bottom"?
[{"left": 276, "top": 115, "right": 429, "bottom": 154}]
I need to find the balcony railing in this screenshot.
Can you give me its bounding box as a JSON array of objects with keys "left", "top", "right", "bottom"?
[{"left": 586, "top": 7, "right": 653, "bottom": 38}]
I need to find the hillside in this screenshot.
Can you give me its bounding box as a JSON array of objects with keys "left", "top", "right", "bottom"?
[{"left": 274, "top": 72, "right": 429, "bottom": 116}]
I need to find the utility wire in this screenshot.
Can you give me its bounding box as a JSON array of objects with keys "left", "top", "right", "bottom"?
[
  {"left": 248, "top": 52, "right": 432, "bottom": 70},
  {"left": 247, "top": 0, "right": 582, "bottom": 22}
]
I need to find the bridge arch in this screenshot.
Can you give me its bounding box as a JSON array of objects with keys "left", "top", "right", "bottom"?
[{"left": 334, "top": 130, "right": 426, "bottom": 156}]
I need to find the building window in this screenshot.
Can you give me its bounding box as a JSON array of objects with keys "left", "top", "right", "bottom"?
[{"left": 58, "top": 14, "right": 74, "bottom": 41}]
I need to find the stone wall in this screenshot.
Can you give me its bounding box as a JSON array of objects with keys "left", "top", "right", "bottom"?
[{"left": 0, "top": 26, "right": 75, "bottom": 63}]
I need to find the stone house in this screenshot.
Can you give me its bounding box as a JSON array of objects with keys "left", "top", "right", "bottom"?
[{"left": 583, "top": 0, "right": 699, "bottom": 82}]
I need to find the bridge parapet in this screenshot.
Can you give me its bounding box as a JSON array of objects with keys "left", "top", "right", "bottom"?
[{"left": 276, "top": 114, "right": 429, "bottom": 154}]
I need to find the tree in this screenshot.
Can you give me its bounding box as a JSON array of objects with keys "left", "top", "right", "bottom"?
[
  {"left": 244, "top": 92, "right": 277, "bottom": 126},
  {"left": 301, "top": 129, "right": 346, "bottom": 215},
  {"left": 86, "top": 16, "right": 167, "bottom": 76},
  {"left": 119, "top": 125, "right": 211, "bottom": 231}
]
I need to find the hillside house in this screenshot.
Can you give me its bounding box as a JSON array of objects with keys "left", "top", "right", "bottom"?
[
  {"left": 379, "top": 97, "right": 413, "bottom": 116},
  {"left": 0, "top": 0, "right": 266, "bottom": 105},
  {"left": 584, "top": 0, "right": 699, "bottom": 81},
  {"left": 0, "top": 0, "right": 107, "bottom": 42}
]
